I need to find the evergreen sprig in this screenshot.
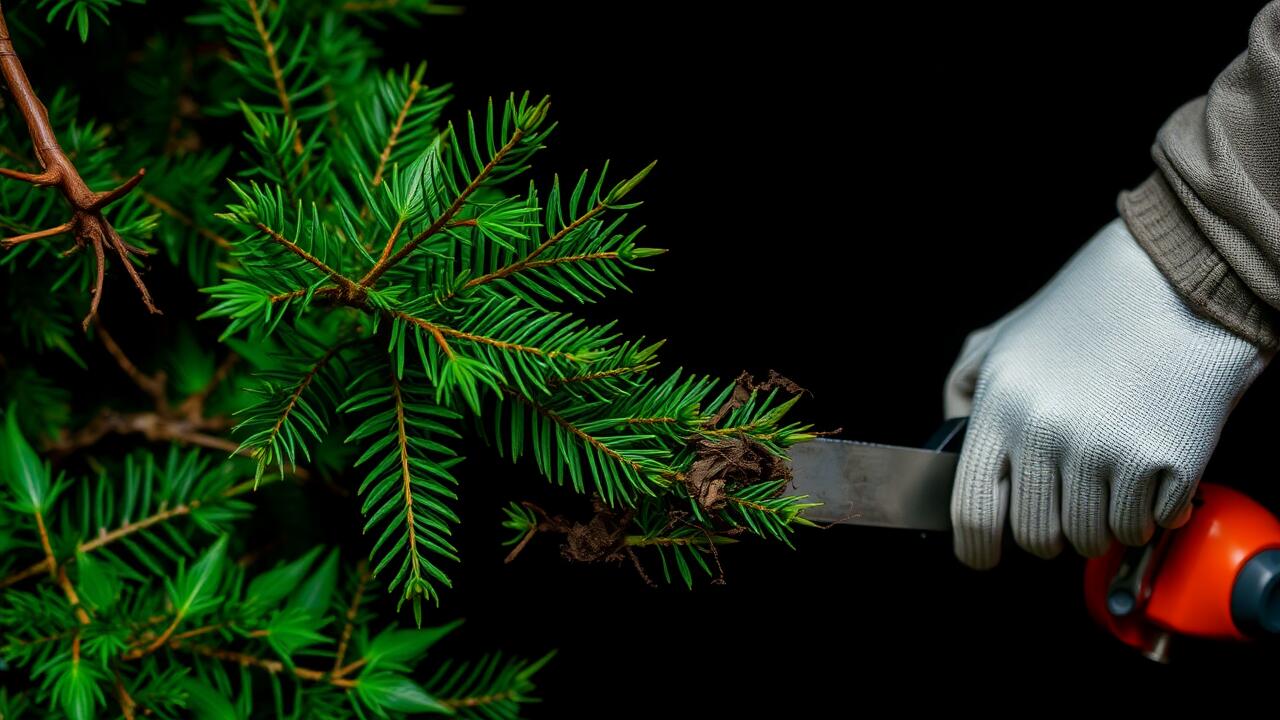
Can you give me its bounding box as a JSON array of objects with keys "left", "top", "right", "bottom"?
[
  {"left": 36, "top": 0, "right": 145, "bottom": 42},
  {"left": 0, "top": 1, "right": 817, "bottom": 716}
]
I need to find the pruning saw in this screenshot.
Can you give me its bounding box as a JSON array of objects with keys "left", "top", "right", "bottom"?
[{"left": 786, "top": 418, "right": 1280, "bottom": 661}]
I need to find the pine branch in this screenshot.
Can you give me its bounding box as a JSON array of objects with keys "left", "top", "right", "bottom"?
[
  {"left": 245, "top": 0, "right": 303, "bottom": 155},
  {"left": 125, "top": 536, "right": 229, "bottom": 659},
  {"left": 549, "top": 363, "right": 653, "bottom": 386},
  {"left": 168, "top": 642, "right": 359, "bottom": 688},
  {"left": 342, "top": 358, "right": 462, "bottom": 622},
  {"left": 436, "top": 162, "right": 660, "bottom": 307},
  {"left": 369, "top": 64, "right": 426, "bottom": 190},
  {"left": 426, "top": 652, "right": 551, "bottom": 720},
  {"left": 390, "top": 370, "right": 425, "bottom": 598},
  {"left": 0, "top": 479, "right": 255, "bottom": 590},
  {"left": 460, "top": 199, "right": 609, "bottom": 292},
  {"left": 358, "top": 95, "right": 551, "bottom": 287},
  {"left": 331, "top": 558, "right": 369, "bottom": 672},
  {"left": 523, "top": 396, "right": 644, "bottom": 475},
  {"left": 237, "top": 341, "right": 347, "bottom": 481},
  {"left": 0, "top": 4, "right": 153, "bottom": 326},
  {"left": 357, "top": 130, "right": 521, "bottom": 286},
  {"left": 255, "top": 220, "right": 362, "bottom": 293},
  {"left": 393, "top": 311, "right": 584, "bottom": 361},
  {"left": 625, "top": 534, "right": 729, "bottom": 547},
  {"left": 0, "top": 8, "right": 601, "bottom": 717},
  {"left": 503, "top": 389, "right": 669, "bottom": 506}
]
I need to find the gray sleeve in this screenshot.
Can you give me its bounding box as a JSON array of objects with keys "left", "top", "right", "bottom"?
[{"left": 1118, "top": 1, "right": 1280, "bottom": 350}]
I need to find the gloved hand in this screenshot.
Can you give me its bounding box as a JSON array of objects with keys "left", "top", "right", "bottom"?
[{"left": 944, "top": 218, "right": 1271, "bottom": 569}]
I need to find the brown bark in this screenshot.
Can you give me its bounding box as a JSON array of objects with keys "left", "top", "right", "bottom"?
[{"left": 0, "top": 4, "right": 155, "bottom": 327}]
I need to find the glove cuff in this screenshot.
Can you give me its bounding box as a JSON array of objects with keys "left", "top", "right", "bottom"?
[{"left": 1118, "top": 170, "right": 1280, "bottom": 351}]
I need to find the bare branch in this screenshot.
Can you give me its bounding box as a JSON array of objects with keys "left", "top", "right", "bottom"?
[{"left": 0, "top": 5, "right": 155, "bottom": 325}]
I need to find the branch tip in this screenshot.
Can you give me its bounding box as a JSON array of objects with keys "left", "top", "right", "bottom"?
[
  {"left": 89, "top": 167, "right": 146, "bottom": 210},
  {"left": 0, "top": 166, "right": 58, "bottom": 185},
  {"left": 1, "top": 221, "right": 71, "bottom": 248}
]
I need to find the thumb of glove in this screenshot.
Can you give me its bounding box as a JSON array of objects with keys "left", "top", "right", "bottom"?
[{"left": 943, "top": 322, "right": 1002, "bottom": 419}]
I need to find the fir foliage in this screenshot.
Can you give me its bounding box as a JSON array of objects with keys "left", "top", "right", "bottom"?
[{"left": 0, "top": 0, "right": 816, "bottom": 716}]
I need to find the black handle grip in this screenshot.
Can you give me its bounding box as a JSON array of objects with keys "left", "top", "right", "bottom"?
[{"left": 925, "top": 417, "right": 968, "bottom": 453}]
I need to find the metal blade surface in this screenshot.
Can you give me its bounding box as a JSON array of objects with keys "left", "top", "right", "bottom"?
[{"left": 787, "top": 438, "right": 956, "bottom": 531}]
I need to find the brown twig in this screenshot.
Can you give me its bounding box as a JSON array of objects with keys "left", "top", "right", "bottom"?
[
  {"left": 57, "top": 565, "right": 91, "bottom": 625},
  {"left": 170, "top": 642, "right": 358, "bottom": 688},
  {"left": 165, "top": 622, "right": 230, "bottom": 645},
  {"left": 117, "top": 617, "right": 362, "bottom": 690},
  {"left": 0, "top": 4, "right": 154, "bottom": 327},
  {"left": 113, "top": 669, "right": 138, "bottom": 720},
  {"left": 0, "top": 559, "right": 47, "bottom": 588},
  {"left": 369, "top": 64, "right": 426, "bottom": 190},
  {"left": 1, "top": 480, "right": 257, "bottom": 590},
  {"left": 96, "top": 320, "right": 168, "bottom": 409},
  {"left": 130, "top": 615, "right": 182, "bottom": 659},
  {"left": 46, "top": 407, "right": 238, "bottom": 456},
  {"left": 33, "top": 509, "right": 56, "bottom": 580},
  {"left": 44, "top": 324, "right": 248, "bottom": 459},
  {"left": 372, "top": 217, "right": 405, "bottom": 268},
  {"left": 332, "top": 559, "right": 369, "bottom": 673},
  {"left": 503, "top": 525, "right": 539, "bottom": 564},
  {"left": 43, "top": 408, "right": 316, "bottom": 485},
  {"left": 332, "top": 656, "right": 367, "bottom": 678},
  {"left": 503, "top": 502, "right": 572, "bottom": 564},
  {"left": 38, "top": 512, "right": 93, "bottom": 623},
  {"left": 505, "top": 499, "right": 735, "bottom": 587},
  {"left": 442, "top": 691, "right": 517, "bottom": 709},
  {"left": 178, "top": 352, "right": 240, "bottom": 418}
]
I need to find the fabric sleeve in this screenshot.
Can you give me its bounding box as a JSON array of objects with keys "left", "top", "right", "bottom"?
[{"left": 1118, "top": 1, "right": 1280, "bottom": 351}]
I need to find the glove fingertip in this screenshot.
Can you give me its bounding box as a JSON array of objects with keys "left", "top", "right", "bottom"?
[
  {"left": 1155, "top": 494, "right": 1195, "bottom": 529},
  {"left": 1153, "top": 469, "right": 1197, "bottom": 529},
  {"left": 1062, "top": 466, "right": 1112, "bottom": 558},
  {"left": 951, "top": 440, "right": 1010, "bottom": 570}
]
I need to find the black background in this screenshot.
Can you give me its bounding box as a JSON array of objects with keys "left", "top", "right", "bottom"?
[
  {"left": 418, "top": 0, "right": 1280, "bottom": 712},
  {"left": 48, "top": 0, "right": 1280, "bottom": 714}
]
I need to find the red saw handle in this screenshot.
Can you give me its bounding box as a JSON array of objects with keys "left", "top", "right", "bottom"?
[{"left": 1083, "top": 483, "right": 1280, "bottom": 661}]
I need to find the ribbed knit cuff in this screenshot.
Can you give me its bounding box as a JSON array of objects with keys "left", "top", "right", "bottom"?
[{"left": 1117, "top": 171, "right": 1279, "bottom": 351}]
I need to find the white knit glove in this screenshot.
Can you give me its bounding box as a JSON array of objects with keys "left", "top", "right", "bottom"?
[{"left": 944, "top": 218, "right": 1270, "bottom": 569}]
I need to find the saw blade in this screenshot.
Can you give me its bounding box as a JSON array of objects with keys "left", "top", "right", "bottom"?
[{"left": 786, "top": 438, "right": 956, "bottom": 531}]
